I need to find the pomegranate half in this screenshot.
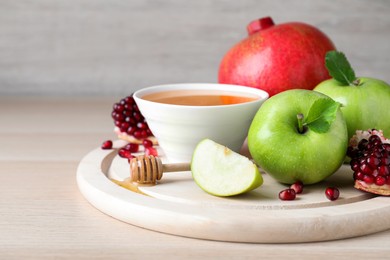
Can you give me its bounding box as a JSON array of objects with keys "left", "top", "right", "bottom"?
[
  {"left": 348, "top": 129, "right": 390, "bottom": 196},
  {"left": 218, "top": 17, "right": 336, "bottom": 97}
]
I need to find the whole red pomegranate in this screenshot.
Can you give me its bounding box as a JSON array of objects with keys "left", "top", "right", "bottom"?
[{"left": 218, "top": 17, "right": 336, "bottom": 97}]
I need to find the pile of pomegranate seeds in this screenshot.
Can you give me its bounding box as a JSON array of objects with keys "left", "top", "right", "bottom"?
[
  {"left": 99, "top": 95, "right": 160, "bottom": 164},
  {"left": 111, "top": 95, "right": 153, "bottom": 140},
  {"left": 348, "top": 129, "right": 390, "bottom": 196}
]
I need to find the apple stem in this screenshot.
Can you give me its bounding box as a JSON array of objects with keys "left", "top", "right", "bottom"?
[
  {"left": 352, "top": 78, "right": 361, "bottom": 86},
  {"left": 297, "top": 113, "right": 305, "bottom": 134}
]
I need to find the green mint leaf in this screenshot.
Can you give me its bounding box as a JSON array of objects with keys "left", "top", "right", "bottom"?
[
  {"left": 305, "top": 98, "right": 341, "bottom": 133},
  {"left": 325, "top": 50, "right": 356, "bottom": 85}
]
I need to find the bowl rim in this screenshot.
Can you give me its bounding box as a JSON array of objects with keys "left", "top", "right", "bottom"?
[{"left": 133, "top": 83, "right": 269, "bottom": 109}]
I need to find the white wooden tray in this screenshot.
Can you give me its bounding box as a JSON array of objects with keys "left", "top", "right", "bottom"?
[{"left": 77, "top": 142, "right": 390, "bottom": 243}]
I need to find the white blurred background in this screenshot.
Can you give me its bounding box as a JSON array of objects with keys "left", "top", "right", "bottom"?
[{"left": 0, "top": 0, "right": 389, "bottom": 96}]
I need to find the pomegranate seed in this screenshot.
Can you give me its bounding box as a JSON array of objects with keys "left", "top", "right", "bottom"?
[
  {"left": 380, "top": 156, "right": 390, "bottom": 166},
  {"left": 347, "top": 146, "right": 357, "bottom": 158},
  {"left": 367, "top": 155, "right": 380, "bottom": 168},
  {"left": 350, "top": 159, "right": 360, "bottom": 171},
  {"left": 378, "top": 165, "right": 390, "bottom": 176},
  {"left": 355, "top": 171, "right": 365, "bottom": 181},
  {"left": 123, "top": 143, "right": 139, "bottom": 153},
  {"left": 127, "top": 126, "right": 136, "bottom": 135},
  {"left": 360, "top": 163, "right": 373, "bottom": 175},
  {"left": 120, "top": 121, "right": 130, "bottom": 129},
  {"left": 124, "top": 116, "right": 132, "bottom": 123},
  {"left": 290, "top": 181, "right": 304, "bottom": 194},
  {"left": 124, "top": 96, "right": 135, "bottom": 105},
  {"left": 133, "top": 130, "right": 143, "bottom": 139},
  {"left": 123, "top": 109, "right": 132, "bottom": 117},
  {"left": 137, "top": 122, "right": 148, "bottom": 129},
  {"left": 145, "top": 147, "right": 158, "bottom": 157},
  {"left": 113, "top": 103, "right": 123, "bottom": 111},
  {"left": 140, "top": 130, "right": 148, "bottom": 138},
  {"left": 146, "top": 129, "right": 153, "bottom": 136},
  {"left": 101, "top": 140, "right": 113, "bottom": 149},
  {"left": 111, "top": 111, "right": 117, "bottom": 119},
  {"left": 358, "top": 139, "right": 368, "bottom": 150},
  {"left": 363, "top": 174, "right": 374, "bottom": 184},
  {"left": 358, "top": 157, "right": 365, "bottom": 165},
  {"left": 133, "top": 112, "right": 142, "bottom": 121},
  {"left": 375, "top": 176, "right": 386, "bottom": 186},
  {"left": 142, "top": 139, "right": 153, "bottom": 148},
  {"left": 369, "top": 135, "right": 382, "bottom": 146},
  {"left": 118, "top": 148, "right": 133, "bottom": 159},
  {"left": 325, "top": 187, "right": 339, "bottom": 201},
  {"left": 115, "top": 104, "right": 125, "bottom": 112},
  {"left": 279, "top": 189, "right": 296, "bottom": 201},
  {"left": 114, "top": 113, "right": 125, "bottom": 121}
]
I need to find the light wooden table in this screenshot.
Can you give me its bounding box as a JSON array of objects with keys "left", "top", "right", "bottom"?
[{"left": 1, "top": 96, "right": 389, "bottom": 259}]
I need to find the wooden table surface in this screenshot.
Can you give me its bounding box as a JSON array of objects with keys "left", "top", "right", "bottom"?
[{"left": 1, "top": 96, "right": 389, "bottom": 259}]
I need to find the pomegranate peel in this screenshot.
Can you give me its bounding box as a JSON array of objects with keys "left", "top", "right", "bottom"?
[{"left": 354, "top": 181, "right": 390, "bottom": 196}]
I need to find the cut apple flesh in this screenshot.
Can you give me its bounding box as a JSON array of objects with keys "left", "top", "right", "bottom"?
[{"left": 191, "top": 139, "right": 263, "bottom": 197}]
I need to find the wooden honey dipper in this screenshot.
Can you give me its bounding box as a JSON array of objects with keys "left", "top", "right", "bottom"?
[{"left": 129, "top": 155, "right": 191, "bottom": 185}]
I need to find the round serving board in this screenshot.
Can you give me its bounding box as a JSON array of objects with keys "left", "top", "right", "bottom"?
[{"left": 77, "top": 142, "right": 390, "bottom": 243}]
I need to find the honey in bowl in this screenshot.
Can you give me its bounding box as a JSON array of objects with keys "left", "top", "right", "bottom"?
[{"left": 141, "top": 90, "right": 259, "bottom": 106}]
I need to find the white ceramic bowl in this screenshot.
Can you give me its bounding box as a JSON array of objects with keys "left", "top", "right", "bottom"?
[{"left": 133, "top": 83, "right": 269, "bottom": 162}]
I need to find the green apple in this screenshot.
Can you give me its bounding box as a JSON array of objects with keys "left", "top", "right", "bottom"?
[
  {"left": 191, "top": 139, "right": 263, "bottom": 196},
  {"left": 248, "top": 89, "right": 348, "bottom": 185},
  {"left": 314, "top": 51, "right": 390, "bottom": 139}
]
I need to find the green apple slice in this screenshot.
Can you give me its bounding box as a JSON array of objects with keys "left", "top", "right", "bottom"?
[{"left": 191, "top": 139, "right": 263, "bottom": 197}]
